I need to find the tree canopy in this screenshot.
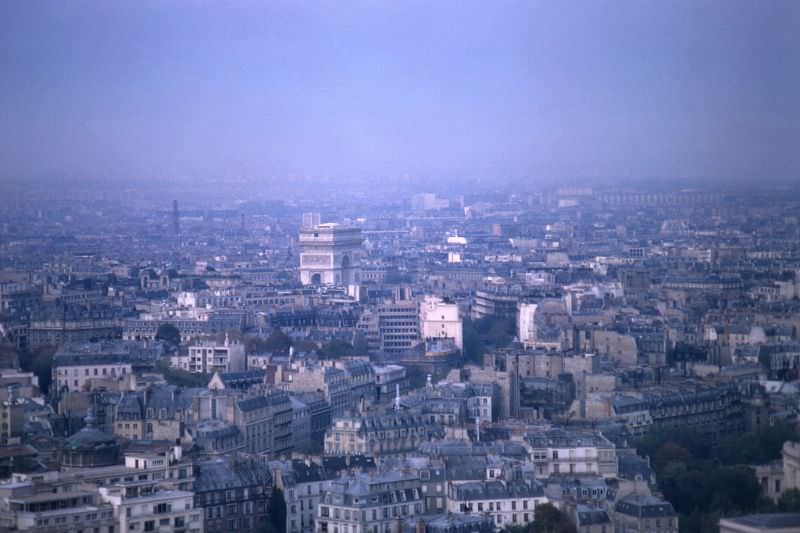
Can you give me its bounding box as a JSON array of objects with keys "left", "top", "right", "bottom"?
[
  {"left": 319, "top": 339, "right": 354, "bottom": 359},
  {"left": 20, "top": 345, "right": 57, "bottom": 395},
  {"left": 268, "top": 487, "right": 287, "bottom": 533},
  {"left": 155, "top": 323, "right": 181, "bottom": 346},
  {"left": 155, "top": 359, "right": 210, "bottom": 388},
  {"left": 462, "top": 316, "right": 516, "bottom": 364},
  {"left": 636, "top": 424, "right": 799, "bottom": 531}
]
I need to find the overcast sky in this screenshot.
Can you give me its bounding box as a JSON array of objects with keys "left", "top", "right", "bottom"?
[{"left": 1, "top": 1, "right": 798, "bottom": 188}]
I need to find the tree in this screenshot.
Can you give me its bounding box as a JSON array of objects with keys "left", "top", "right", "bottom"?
[
  {"left": 268, "top": 487, "right": 287, "bottom": 533},
  {"left": 293, "top": 340, "right": 320, "bottom": 354},
  {"left": 155, "top": 359, "right": 210, "bottom": 388},
  {"left": 21, "top": 345, "right": 57, "bottom": 395},
  {"left": 487, "top": 317, "right": 515, "bottom": 348},
  {"left": 711, "top": 466, "right": 761, "bottom": 513},
  {"left": 155, "top": 323, "right": 181, "bottom": 346},
  {"left": 718, "top": 422, "right": 798, "bottom": 466},
  {"left": 532, "top": 503, "right": 577, "bottom": 533},
  {"left": 462, "top": 319, "right": 484, "bottom": 363},
  {"left": 264, "top": 329, "right": 292, "bottom": 354},
  {"left": 719, "top": 433, "right": 763, "bottom": 465},
  {"left": 653, "top": 442, "right": 692, "bottom": 473},
  {"left": 778, "top": 489, "right": 800, "bottom": 512},
  {"left": 319, "top": 339, "right": 354, "bottom": 359},
  {"left": 0, "top": 339, "right": 19, "bottom": 368}
]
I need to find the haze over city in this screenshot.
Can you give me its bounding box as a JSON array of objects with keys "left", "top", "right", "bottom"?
[{"left": 1, "top": 0, "right": 798, "bottom": 190}]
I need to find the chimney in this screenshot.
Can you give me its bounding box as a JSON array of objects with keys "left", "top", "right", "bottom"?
[{"left": 415, "top": 519, "right": 425, "bottom": 533}]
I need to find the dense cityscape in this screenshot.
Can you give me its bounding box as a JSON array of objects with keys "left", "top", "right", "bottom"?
[
  {"left": 0, "top": 182, "right": 800, "bottom": 533},
  {"left": 2, "top": 0, "right": 799, "bottom": 532}
]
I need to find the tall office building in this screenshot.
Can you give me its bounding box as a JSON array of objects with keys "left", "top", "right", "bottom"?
[
  {"left": 518, "top": 303, "right": 539, "bottom": 348},
  {"left": 172, "top": 199, "right": 180, "bottom": 235},
  {"left": 299, "top": 223, "right": 362, "bottom": 289}
]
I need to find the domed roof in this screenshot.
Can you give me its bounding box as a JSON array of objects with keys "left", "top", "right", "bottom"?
[{"left": 63, "top": 411, "right": 117, "bottom": 451}]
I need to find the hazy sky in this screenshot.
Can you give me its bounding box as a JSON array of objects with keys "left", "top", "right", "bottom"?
[{"left": 1, "top": 1, "right": 798, "bottom": 187}]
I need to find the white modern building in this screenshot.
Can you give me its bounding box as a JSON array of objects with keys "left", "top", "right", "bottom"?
[
  {"left": 99, "top": 485, "right": 203, "bottom": 533},
  {"left": 173, "top": 335, "right": 245, "bottom": 374},
  {"left": 526, "top": 429, "right": 618, "bottom": 478},
  {"left": 517, "top": 303, "right": 538, "bottom": 348},
  {"left": 421, "top": 296, "right": 463, "bottom": 350}
]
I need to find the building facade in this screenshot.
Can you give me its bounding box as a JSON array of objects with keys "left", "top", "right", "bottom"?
[{"left": 299, "top": 223, "right": 362, "bottom": 288}]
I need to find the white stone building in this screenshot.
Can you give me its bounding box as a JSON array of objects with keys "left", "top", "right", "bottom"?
[
  {"left": 299, "top": 223, "right": 362, "bottom": 290},
  {"left": 420, "top": 296, "right": 463, "bottom": 350},
  {"left": 446, "top": 479, "right": 548, "bottom": 529},
  {"left": 173, "top": 336, "right": 245, "bottom": 374}
]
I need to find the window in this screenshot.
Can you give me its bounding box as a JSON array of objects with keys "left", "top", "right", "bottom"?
[{"left": 144, "top": 521, "right": 155, "bottom": 532}]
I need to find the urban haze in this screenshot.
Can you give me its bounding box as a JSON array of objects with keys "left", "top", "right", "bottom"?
[{"left": 0, "top": 2, "right": 799, "bottom": 533}]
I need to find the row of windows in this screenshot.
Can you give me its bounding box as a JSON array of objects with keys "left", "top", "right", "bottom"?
[
  {"left": 58, "top": 366, "right": 128, "bottom": 376},
  {"left": 470, "top": 498, "right": 540, "bottom": 511},
  {"left": 35, "top": 510, "right": 114, "bottom": 527},
  {"left": 320, "top": 502, "right": 422, "bottom": 521}
]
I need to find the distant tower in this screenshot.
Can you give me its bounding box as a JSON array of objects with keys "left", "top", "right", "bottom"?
[
  {"left": 394, "top": 384, "right": 401, "bottom": 411},
  {"left": 517, "top": 303, "right": 538, "bottom": 348},
  {"left": 172, "top": 200, "right": 180, "bottom": 236},
  {"left": 299, "top": 222, "right": 362, "bottom": 290}
]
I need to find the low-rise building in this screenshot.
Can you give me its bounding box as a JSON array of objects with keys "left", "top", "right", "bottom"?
[
  {"left": 324, "top": 412, "right": 440, "bottom": 458},
  {"left": 613, "top": 493, "right": 678, "bottom": 533},
  {"left": 193, "top": 459, "right": 273, "bottom": 533},
  {"left": 176, "top": 336, "right": 245, "bottom": 374},
  {"left": 271, "top": 459, "right": 336, "bottom": 533},
  {"left": 526, "top": 428, "right": 618, "bottom": 478},
  {"left": 99, "top": 484, "right": 203, "bottom": 533},
  {"left": 316, "top": 471, "right": 423, "bottom": 533},
  {"left": 446, "top": 479, "right": 547, "bottom": 529}
]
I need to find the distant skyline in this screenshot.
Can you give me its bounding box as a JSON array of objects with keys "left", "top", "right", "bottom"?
[{"left": 1, "top": 1, "right": 798, "bottom": 188}]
